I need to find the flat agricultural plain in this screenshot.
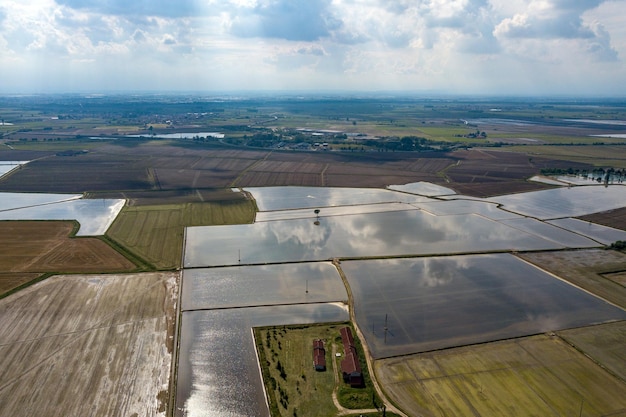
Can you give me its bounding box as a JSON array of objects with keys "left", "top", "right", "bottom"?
[
  {"left": 0, "top": 271, "right": 178, "bottom": 417},
  {"left": 375, "top": 331, "right": 626, "bottom": 417}
]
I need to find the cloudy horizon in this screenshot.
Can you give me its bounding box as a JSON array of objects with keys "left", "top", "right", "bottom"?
[{"left": 1, "top": 0, "right": 625, "bottom": 96}]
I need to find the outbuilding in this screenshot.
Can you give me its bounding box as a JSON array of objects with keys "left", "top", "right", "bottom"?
[
  {"left": 339, "top": 327, "right": 363, "bottom": 387},
  {"left": 313, "top": 339, "right": 326, "bottom": 371}
]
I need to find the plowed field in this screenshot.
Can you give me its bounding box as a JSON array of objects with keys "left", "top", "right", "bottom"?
[{"left": 0, "top": 221, "right": 136, "bottom": 274}]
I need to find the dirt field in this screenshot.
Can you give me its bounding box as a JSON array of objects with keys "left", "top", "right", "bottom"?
[
  {"left": 0, "top": 220, "right": 137, "bottom": 274},
  {"left": 517, "top": 249, "right": 626, "bottom": 309},
  {"left": 0, "top": 272, "right": 41, "bottom": 296},
  {"left": 375, "top": 333, "right": 626, "bottom": 417},
  {"left": 0, "top": 271, "right": 179, "bottom": 417},
  {"left": 0, "top": 142, "right": 569, "bottom": 198}
]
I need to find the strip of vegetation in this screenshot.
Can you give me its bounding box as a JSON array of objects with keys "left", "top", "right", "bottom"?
[
  {"left": 98, "top": 235, "right": 155, "bottom": 271},
  {"left": 0, "top": 272, "right": 52, "bottom": 301}
]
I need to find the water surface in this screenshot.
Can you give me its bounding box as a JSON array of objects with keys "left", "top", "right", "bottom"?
[
  {"left": 0, "top": 196, "right": 125, "bottom": 236},
  {"left": 182, "top": 262, "right": 347, "bottom": 310},
  {"left": 387, "top": 182, "right": 456, "bottom": 196},
  {"left": 185, "top": 210, "right": 562, "bottom": 267},
  {"left": 245, "top": 186, "right": 431, "bottom": 212},
  {"left": 176, "top": 303, "right": 349, "bottom": 417},
  {"left": 341, "top": 255, "right": 626, "bottom": 358},
  {"left": 488, "top": 185, "right": 626, "bottom": 219}
]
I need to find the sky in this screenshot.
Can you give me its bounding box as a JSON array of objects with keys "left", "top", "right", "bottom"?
[{"left": 1, "top": 0, "right": 625, "bottom": 96}]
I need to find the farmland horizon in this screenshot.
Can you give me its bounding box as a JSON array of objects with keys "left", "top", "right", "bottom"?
[
  {"left": 3, "top": 91, "right": 626, "bottom": 101},
  {"left": 1, "top": 86, "right": 626, "bottom": 417}
]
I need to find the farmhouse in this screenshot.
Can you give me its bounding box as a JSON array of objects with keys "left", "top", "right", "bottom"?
[
  {"left": 339, "top": 327, "right": 363, "bottom": 387},
  {"left": 313, "top": 339, "right": 326, "bottom": 371}
]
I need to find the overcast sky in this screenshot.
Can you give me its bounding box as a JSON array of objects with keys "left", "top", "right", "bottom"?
[{"left": 1, "top": 0, "right": 625, "bottom": 95}]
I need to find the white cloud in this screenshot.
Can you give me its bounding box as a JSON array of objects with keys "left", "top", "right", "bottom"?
[{"left": 0, "top": 0, "right": 623, "bottom": 94}]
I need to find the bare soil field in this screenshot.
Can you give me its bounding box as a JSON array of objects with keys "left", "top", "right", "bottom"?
[
  {"left": 517, "top": 249, "right": 626, "bottom": 309},
  {"left": 0, "top": 272, "right": 41, "bottom": 296},
  {"left": 441, "top": 149, "right": 590, "bottom": 197},
  {"left": 375, "top": 333, "right": 626, "bottom": 417},
  {"left": 0, "top": 271, "right": 179, "bottom": 417},
  {"left": 0, "top": 142, "right": 570, "bottom": 198},
  {"left": 0, "top": 220, "right": 136, "bottom": 274}
]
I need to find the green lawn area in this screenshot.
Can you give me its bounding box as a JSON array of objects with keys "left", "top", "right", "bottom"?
[{"left": 255, "top": 323, "right": 388, "bottom": 417}]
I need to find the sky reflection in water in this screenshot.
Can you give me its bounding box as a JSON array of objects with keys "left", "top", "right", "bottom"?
[
  {"left": 0, "top": 197, "right": 125, "bottom": 235},
  {"left": 180, "top": 182, "right": 626, "bottom": 416},
  {"left": 341, "top": 255, "right": 626, "bottom": 358},
  {"left": 177, "top": 304, "right": 349, "bottom": 417},
  {"left": 185, "top": 210, "right": 584, "bottom": 267},
  {"left": 488, "top": 184, "right": 626, "bottom": 219},
  {"left": 182, "top": 262, "right": 347, "bottom": 310}
]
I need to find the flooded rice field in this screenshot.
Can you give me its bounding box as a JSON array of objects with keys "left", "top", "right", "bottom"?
[
  {"left": 0, "top": 191, "right": 81, "bottom": 211},
  {"left": 179, "top": 182, "right": 626, "bottom": 415},
  {"left": 487, "top": 184, "right": 626, "bottom": 219},
  {"left": 500, "top": 217, "right": 610, "bottom": 246},
  {"left": 182, "top": 262, "right": 347, "bottom": 310},
  {"left": 185, "top": 209, "right": 590, "bottom": 268},
  {"left": 341, "top": 255, "right": 626, "bottom": 358},
  {"left": 547, "top": 218, "right": 626, "bottom": 245},
  {"left": 0, "top": 192, "right": 124, "bottom": 235},
  {"left": 244, "top": 186, "right": 430, "bottom": 211},
  {"left": 254, "top": 202, "right": 417, "bottom": 222},
  {"left": 387, "top": 181, "right": 456, "bottom": 196},
  {"left": 176, "top": 303, "right": 349, "bottom": 417}
]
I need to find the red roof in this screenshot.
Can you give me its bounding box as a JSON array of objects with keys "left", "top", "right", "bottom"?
[
  {"left": 313, "top": 339, "right": 326, "bottom": 369},
  {"left": 339, "top": 327, "right": 362, "bottom": 386}
]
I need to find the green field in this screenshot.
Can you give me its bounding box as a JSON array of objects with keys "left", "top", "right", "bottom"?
[
  {"left": 255, "top": 323, "right": 386, "bottom": 417},
  {"left": 106, "top": 200, "right": 256, "bottom": 269}
]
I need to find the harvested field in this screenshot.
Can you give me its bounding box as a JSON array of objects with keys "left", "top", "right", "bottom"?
[
  {"left": 579, "top": 206, "right": 626, "bottom": 231},
  {"left": 1, "top": 143, "right": 563, "bottom": 198},
  {"left": 107, "top": 200, "right": 256, "bottom": 269},
  {"left": 442, "top": 149, "right": 565, "bottom": 196},
  {"left": 517, "top": 249, "right": 626, "bottom": 309},
  {"left": 235, "top": 171, "right": 323, "bottom": 187},
  {"left": 88, "top": 188, "right": 248, "bottom": 206},
  {"left": 0, "top": 271, "right": 179, "bottom": 417},
  {"left": 375, "top": 333, "right": 626, "bottom": 417},
  {"left": 0, "top": 155, "right": 153, "bottom": 192},
  {"left": 0, "top": 272, "right": 41, "bottom": 296},
  {"left": 559, "top": 321, "right": 626, "bottom": 382},
  {"left": 0, "top": 220, "right": 137, "bottom": 273}
]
